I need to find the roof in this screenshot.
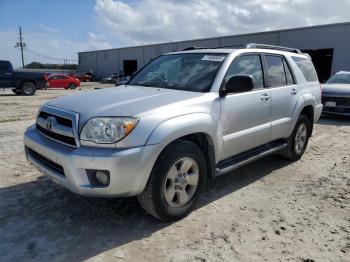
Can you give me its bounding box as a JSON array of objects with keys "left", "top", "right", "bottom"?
[
  {"left": 336, "top": 71, "right": 350, "bottom": 74},
  {"left": 78, "top": 21, "right": 350, "bottom": 55}
]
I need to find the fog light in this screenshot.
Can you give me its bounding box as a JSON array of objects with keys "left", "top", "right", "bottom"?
[
  {"left": 96, "top": 171, "right": 109, "bottom": 185},
  {"left": 86, "top": 169, "right": 110, "bottom": 187}
]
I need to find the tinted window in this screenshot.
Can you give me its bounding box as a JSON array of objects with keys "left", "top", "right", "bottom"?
[
  {"left": 292, "top": 56, "right": 318, "bottom": 82},
  {"left": 265, "top": 55, "right": 286, "bottom": 87},
  {"left": 0, "top": 62, "right": 9, "bottom": 71},
  {"left": 283, "top": 59, "right": 295, "bottom": 85},
  {"left": 129, "top": 53, "right": 227, "bottom": 92},
  {"left": 225, "top": 55, "right": 264, "bottom": 89}
]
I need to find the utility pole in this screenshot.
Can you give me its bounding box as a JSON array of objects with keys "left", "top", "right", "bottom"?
[{"left": 15, "top": 26, "right": 25, "bottom": 67}]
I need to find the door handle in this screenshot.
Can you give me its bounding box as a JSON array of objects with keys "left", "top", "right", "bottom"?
[
  {"left": 291, "top": 88, "right": 298, "bottom": 95},
  {"left": 5, "top": 72, "right": 12, "bottom": 76},
  {"left": 261, "top": 94, "right": 271, "bottom": 102}
]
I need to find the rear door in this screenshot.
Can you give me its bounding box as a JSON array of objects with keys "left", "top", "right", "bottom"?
[
  {"left": 0, "top": 61, "right": 13, "bottom": 87},
  {"left": 263, "top": 54, "right": 300, "bottom": 140},
  {"left": 220, "top": 53, "right": 272, "bottom": 160}
]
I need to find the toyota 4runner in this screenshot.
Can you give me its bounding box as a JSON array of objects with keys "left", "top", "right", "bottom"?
[{"left": 24, "top": 44, "right": 323, "bottom": 221}]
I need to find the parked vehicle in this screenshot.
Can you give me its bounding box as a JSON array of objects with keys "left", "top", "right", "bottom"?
[
  {"left": 101, "top": 74, "right": 119, "bottom": 84},
  {"left": 73, "top": 72, "right": 94, "bottom": 82},
  {"left": 24, "top": 44, "right": 322, "bottom": 221},
  {"left": 115, "top": 75, "right": 130, "bottom": 86},
  {"left": 322, "top": 71, "right": 350, "bottom": 116},
  {"left": 0, "top": 60, "right": 47, "bottom": 95},
  {"left": 47, "top": 74, "right": 80, "bottom": 89}
]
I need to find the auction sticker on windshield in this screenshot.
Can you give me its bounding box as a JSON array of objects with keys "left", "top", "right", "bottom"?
[{"left": 201, "top": 55, "right": 226, "bottom": 62}]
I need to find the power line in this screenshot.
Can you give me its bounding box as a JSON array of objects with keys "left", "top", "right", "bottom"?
[
  {"left": 14, "top": 26, "right": 78, "bottom": 64},
  {"left": 25, "top": 48, "right": 78, "bottom": 62}
]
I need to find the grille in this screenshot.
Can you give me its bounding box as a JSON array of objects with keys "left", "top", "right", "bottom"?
[
  {"left": 27, "top": 147, "right": 65, "bottom": 176},
  {"left": 36, "top": 124, "right": 76, "bottom": 146},
  {"left": 322, "top": 96, "right": 350, "bottom": 107},
  {"left": 38, "top": 111, "right": 72, "bottom": 127},
  {"left": 36, "top": 110, "right": 77, "bottom": 147}
]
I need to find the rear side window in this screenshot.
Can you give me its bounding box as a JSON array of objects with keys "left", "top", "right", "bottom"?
[
  {"left": 292, "top": 56, "right": 318, "bottom": 82},
  {"left": 265, "top": 55, "right": 287, "bottom": 87}
]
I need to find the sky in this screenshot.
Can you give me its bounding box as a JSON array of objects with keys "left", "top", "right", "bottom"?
[{"left": 1, "top": 0, "right": 350, "bottom": 68}]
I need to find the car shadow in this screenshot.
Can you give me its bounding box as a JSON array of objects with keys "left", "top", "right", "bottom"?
[
  {"left": 0, "top": 155, "right": 290, "bottom": 261},
  {"left": 318, "top": 114, "right": 350, "bottom": 126},
  {"left": 0, "top": 93, "right": 17, "bottom": 97}
]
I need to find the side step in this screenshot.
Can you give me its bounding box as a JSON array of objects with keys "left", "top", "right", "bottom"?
[{"left": 215, "top": 141, "right": 288, "bottom": 176}]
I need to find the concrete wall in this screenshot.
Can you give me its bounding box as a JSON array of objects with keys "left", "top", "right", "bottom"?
[{"left": 79, "top": 22, "right": 350, "bottom": 79}]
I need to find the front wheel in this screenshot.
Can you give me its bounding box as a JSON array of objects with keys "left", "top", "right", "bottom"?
[
  {"left": 21, "top": 82, "right": 36, "bottom": 96},
  {"left": 138, "top": 140, "right": 207, "bottom": 221},
  {"left": 69, "top": 83, "right": 77, "bottom": 89},
  {"left": 281, "top": 114, "right": 311, "bottom": 161}
]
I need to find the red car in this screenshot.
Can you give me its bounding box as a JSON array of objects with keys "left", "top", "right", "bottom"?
[{"left": 47, "top": 74, "right": 80, "bottom": 89}]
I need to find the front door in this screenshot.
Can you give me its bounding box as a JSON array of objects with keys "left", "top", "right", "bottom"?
[
  {"left": 220, "top": 54, "right": 272, "bottom": 160},
  {"left": 0, "top": 61, "right": 13, "bottom": 87}
]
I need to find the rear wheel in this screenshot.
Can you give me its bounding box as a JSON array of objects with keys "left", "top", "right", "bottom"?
[
  {"left": 138, "top": 140, "right": 207, "bottom": 221},
  {"left": 281, "top": 114, "right": 310, "bottom": 161},
  {"left": 69, "top": 83, "right": 77, "bottom": 89},
  {"left": 21, "top": 82, "right": 36, "bottom": 96}
]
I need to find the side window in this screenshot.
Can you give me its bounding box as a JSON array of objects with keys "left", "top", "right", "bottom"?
[
  {"left": 225, "top": 55, "right": 264, "bottom": 89},
  {"left": 283, "top": 59, "right": 295, "bottom": 85},
  {"left": 265, "top": 55, "right": 287, "bottom": 87},
  {"left": 0, "top": 62, "right": 9, "bottom": 72},
  {"left": 292, "top": 56, "right": 318, "bottom": 82}
]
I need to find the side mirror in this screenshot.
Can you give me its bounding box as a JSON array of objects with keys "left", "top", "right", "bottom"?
[{"left": 219, "top": 75, "right": 254, "bottom": 97}]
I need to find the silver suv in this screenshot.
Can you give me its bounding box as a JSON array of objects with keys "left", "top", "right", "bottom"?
[{"left": 24, "top": 44, "right": 323, "bottom": 221}]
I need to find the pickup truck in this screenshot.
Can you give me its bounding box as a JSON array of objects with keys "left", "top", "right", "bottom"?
[
  {"left": 24, "top": 44, "right": 323, "bottom": 221},
  {"left": 0, "top": 60, "right": 47, "bottom": 95}
]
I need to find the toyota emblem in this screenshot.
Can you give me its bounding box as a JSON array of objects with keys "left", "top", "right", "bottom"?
[{"left": 46, "top": 116, "right": 55, "bottom": 130}]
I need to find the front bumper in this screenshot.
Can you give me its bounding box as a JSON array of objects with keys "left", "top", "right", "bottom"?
[
  {"left": 24, "top": 125, "right": 163, "bottom": 197},
  {"left": 322, "top": 107, "right": 350, "bottom": 116}
]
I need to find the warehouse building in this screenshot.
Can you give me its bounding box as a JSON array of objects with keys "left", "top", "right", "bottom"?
[{"left": 78, "top": 22, "right": 350, "bottom": 83}]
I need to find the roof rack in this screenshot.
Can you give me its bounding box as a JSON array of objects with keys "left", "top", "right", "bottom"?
[
  {"left": 246, "top": 43, "right": 302, "bottom": 54},
  {"left": 182, "top": 46, "right": 212, "bottom": 51}
]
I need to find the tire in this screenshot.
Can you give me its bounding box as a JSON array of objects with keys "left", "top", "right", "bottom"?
[
  {"left": 11, "top": 89, "right": 21, "bottom": 95},
  {"left": 20, "top": 82, "right": 36, "bottom": 96},
  {"left": 281, "top": 114, "right": 311, "bottom": 161},
  {"left": 69, "top": 83, "right": 77, "bottom": 89},
  {"left": 138, "top": 140, "right": 207, "bottom": 221}
]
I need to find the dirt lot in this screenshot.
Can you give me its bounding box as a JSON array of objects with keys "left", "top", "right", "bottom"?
[{"left": 0, "top": 83, "right": 349, "bottom": 262}]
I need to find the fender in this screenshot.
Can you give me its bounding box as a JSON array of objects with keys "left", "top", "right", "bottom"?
[
  {"left": 145, "top": 113, "right": 221, "bottom": 162},
  {"left": 289, "top": 94, "right": 316, "bottom": 137}
]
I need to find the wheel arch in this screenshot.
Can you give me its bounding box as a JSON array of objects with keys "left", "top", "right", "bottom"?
[
  {"left": 145, "top": 113, "right": 219, "bottom": 179},
  {"left": 292, "top": 95, "right": 315, "bottom": 137}
]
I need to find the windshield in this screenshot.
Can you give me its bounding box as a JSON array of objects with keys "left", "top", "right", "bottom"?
[
  {"left": 326, "top": 73, "right": 350, "bottom": 84},
  {"left": 128, "top": 53, "right": 227, "bottom": 92}
]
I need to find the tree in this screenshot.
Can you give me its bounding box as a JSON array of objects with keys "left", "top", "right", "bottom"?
[{"left": 25, "top": 61, "right": 43, "bottom": 69}]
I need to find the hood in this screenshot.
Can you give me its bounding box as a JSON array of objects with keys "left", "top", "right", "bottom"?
[
  {"left": 47, "top": 85, "right": 204, "bottom": 123},
  {"left": 322, "top": 84, "right": 350, "bottom": 95}
]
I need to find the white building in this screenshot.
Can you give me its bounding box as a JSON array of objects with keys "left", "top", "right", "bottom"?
[{"left": 78, "top": 22, "right": 350, "bottom": 82}]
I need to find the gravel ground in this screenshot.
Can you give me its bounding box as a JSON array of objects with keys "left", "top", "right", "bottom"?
[{"left": 0, "top": 83, "right": 349, "bottom": 262}]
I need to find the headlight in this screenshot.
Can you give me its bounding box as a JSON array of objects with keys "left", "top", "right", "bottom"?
[{"left": 80, "top": 117, "right": 138, "bottom": 144}]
